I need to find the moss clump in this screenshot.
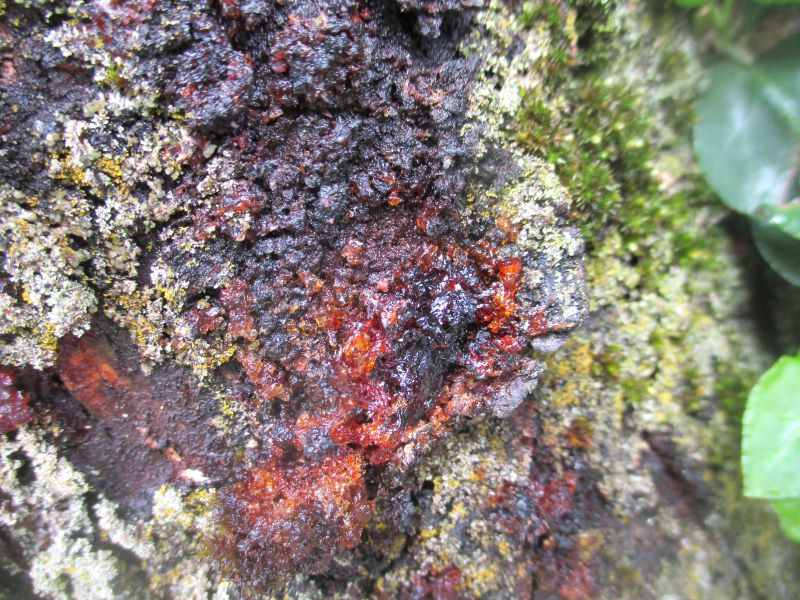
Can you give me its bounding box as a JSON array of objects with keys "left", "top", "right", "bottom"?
[
  {"left": 516, "top": 78, "right": 656, "bottom": 240},
  {"left": 515, "top": 1, "right": 704, "bottom": 250}
]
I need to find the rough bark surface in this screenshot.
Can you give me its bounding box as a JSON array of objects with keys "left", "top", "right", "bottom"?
[{"left": 0, "top": 0, "right": 798, "bottom": 599}]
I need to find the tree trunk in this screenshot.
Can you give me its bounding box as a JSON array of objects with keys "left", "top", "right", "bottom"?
[{"left": 0, "top": 0, "right": 797, "bottom": 598}]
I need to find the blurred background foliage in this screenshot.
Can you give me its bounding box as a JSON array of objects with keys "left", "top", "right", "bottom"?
[{"left": 678, "top": 0, "right": 800, "bottom": 542}]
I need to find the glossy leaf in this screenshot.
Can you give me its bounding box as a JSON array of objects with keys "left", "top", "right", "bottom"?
[
  {"left": 742, "top": 353, "right": 800, "bottom": 498},
  {"left": 756, "top": 37, "right": 800, "bottom": 137},
  {"left": 772, "top": 498, "right": 800, "bottom": 543},
  {"left": 760, "top": 204, "right": 800, "bottom": 240},
  {"left": 694, "top": 62, "right": 798, "bottom": 215},
  {"left": 751, "top": 219, "right": 800, "bottom": 285}
]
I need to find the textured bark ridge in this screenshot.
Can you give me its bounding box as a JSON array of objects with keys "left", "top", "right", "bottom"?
[{"left": 0, "top": 0, "right": 586, "bottom": 592}]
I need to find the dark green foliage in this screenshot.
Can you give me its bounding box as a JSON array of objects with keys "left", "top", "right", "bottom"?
[{"left": 694, "top": 37, "right": 800, "bottom": 284}]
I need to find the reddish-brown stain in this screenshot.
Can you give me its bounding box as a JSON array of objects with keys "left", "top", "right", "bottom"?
[{"left": 0, "top": 368, "right": 33, "bottom": 433}]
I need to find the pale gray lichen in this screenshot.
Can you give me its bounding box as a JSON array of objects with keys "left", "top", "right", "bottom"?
[
  {"left": 0, "top": 3, "right": 198, "bottom": 368},
  {"left": 0, "top": 428, "right": 228, "bottom": 599},
  {"left": 375, "top": 418, "right": 534, "bottom": 597},
  {"left": 0, "top": 186, "right": 96, "bottom": 368},
  {"left": 0, "top": 429, "right": 119, "bottom": 599}
]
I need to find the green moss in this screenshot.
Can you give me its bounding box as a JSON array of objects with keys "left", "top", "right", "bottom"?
[
  {"left": 519, "top": 1, "right": 562, "bottom": 30},
  {"left": 714, "top": 365, "right": 757, "bottom": 429},
  {"left": 102, "top": 64, "right": 124, "bottom": 89},
  {"left": 520, "top": 0, "right": 618, "bottom": 69},
  {"left": 513, "top": 1, "right": 710, "bottom": 267},
  {"left": 512, "top": 3, "right": 800, "bottom": 594},
  {"left": 517, "top": 77, "right": 656, "bottom": 240}
]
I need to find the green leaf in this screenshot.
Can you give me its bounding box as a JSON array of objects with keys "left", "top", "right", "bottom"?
[
  {"left": 694, "top": 62, "right": 798, "bottom": 215},
  {"left": 759, "top": 204, "right": 800, "bottom": 239},
  {"left": 750, "top": 219, "right": 800, "bottom": 284},
  {"left": 755, "top": 37, "right": 800, "bottom": 137},
  {"left": 771, "top": 498, "right": 800, "bottom": 543},
  {"left": 742, "top": 353, "right": 800, "bottom": 498}
]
